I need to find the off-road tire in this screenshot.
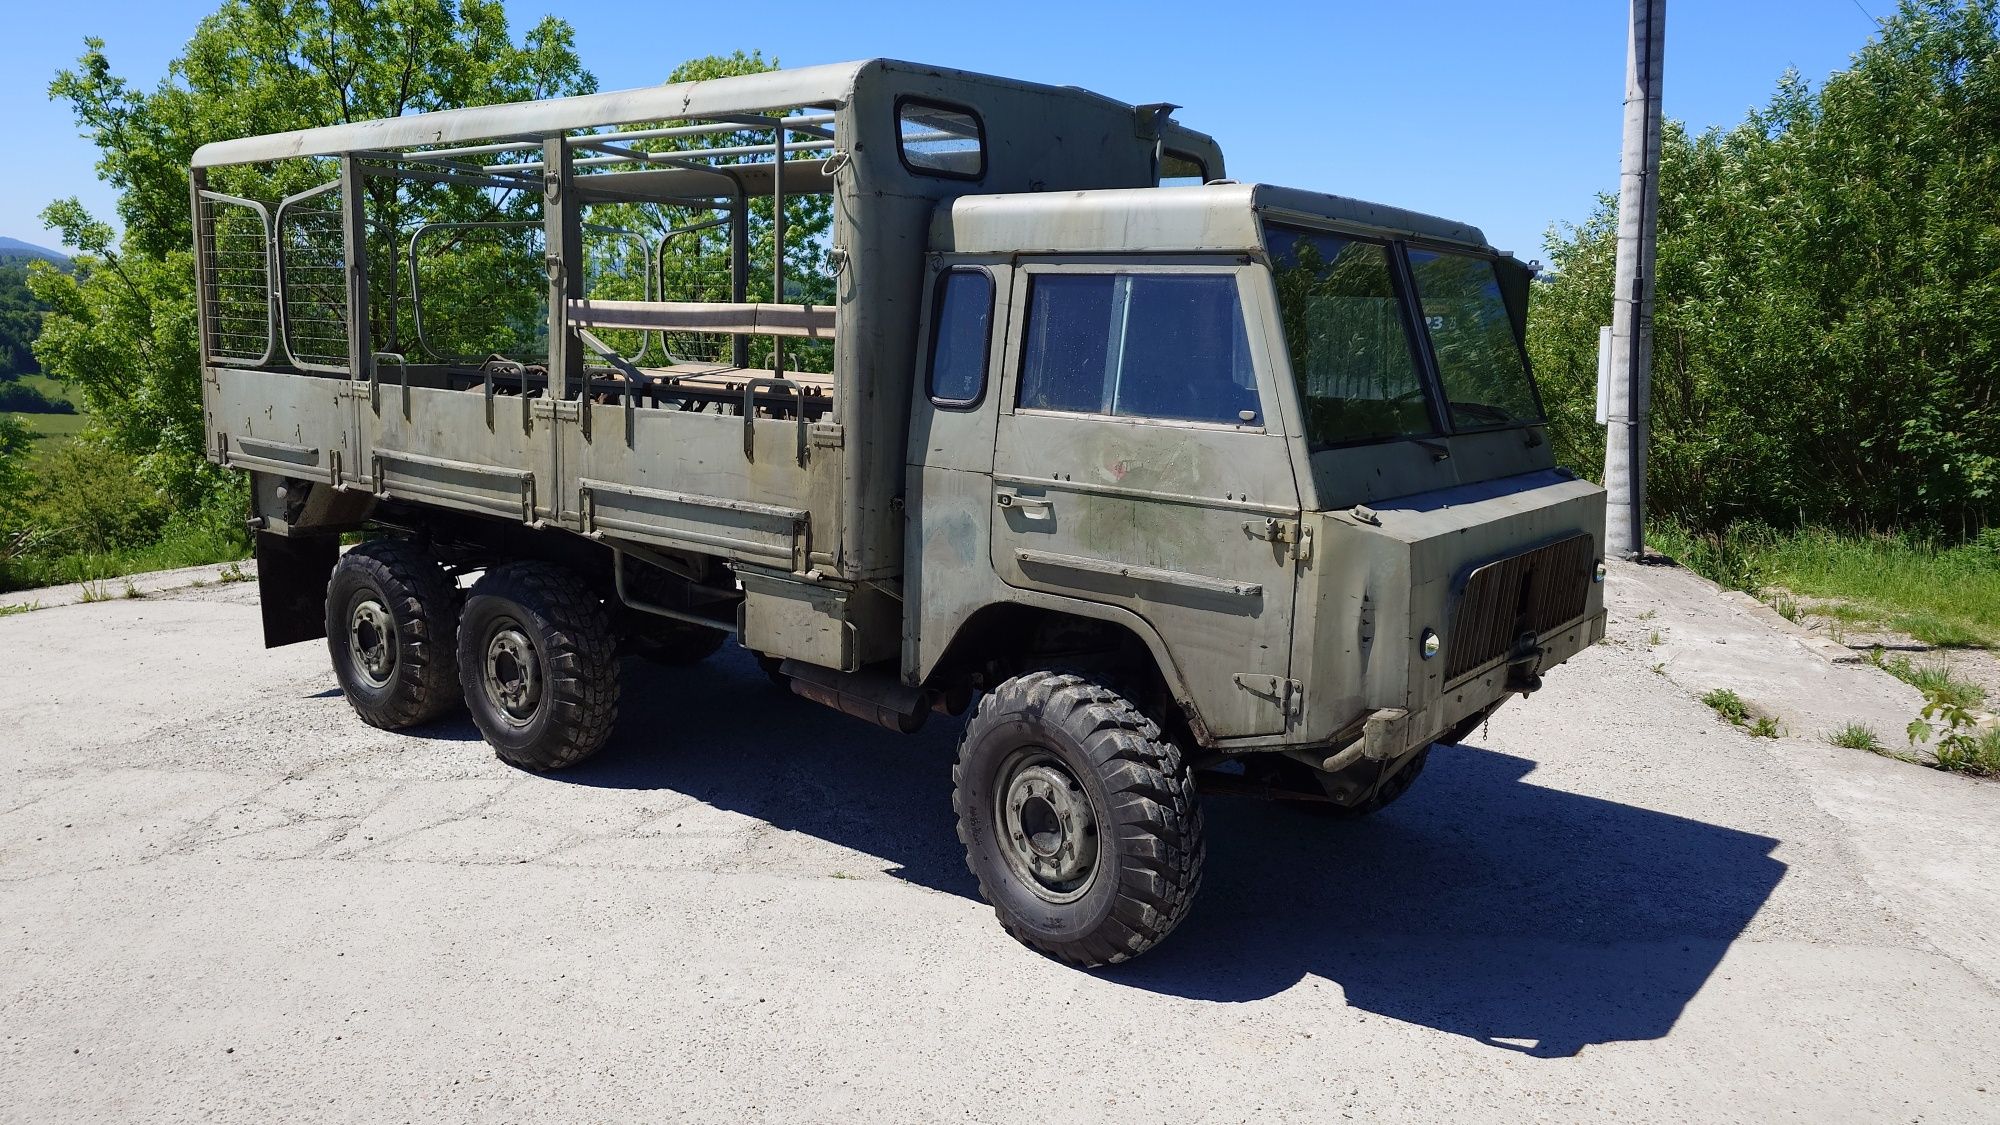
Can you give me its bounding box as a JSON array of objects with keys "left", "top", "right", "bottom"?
[
  {"left": 634, "top": 623, "right": 728, "bottom": 666},
  {"left": 953, "top": 670, "right": 1205, "bottom": 967},
  {"left": 1319, "top": 745, "right": 1430, "bottom": 821},
  {"left": 457, "top": 562, "right": 619, "bottom": 771},
  {"left": 324, "top": 539, "right": 462, "bottom": 730}
]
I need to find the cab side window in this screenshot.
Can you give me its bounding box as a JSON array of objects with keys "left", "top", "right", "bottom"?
[
  {"left": 927, "top": 269, "right": 994, "bottom": 408},
  {"left": 1017, "top": 273, "right": 1259, "bottom": 426}
]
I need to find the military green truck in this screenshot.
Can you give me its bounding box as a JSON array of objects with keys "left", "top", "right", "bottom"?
[{"left": 192, "top": 59, "right": 1606, "bottom": 966}]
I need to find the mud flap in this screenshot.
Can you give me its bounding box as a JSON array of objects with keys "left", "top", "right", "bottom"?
[{"left": 256, "top": 531, "right": 339, "bottom": 648}]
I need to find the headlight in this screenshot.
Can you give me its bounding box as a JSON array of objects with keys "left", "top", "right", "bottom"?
[
  {"left": 1421, "top": 629, "right": 1441, "bottom": 660},
  {"left": 1593, "top": 561, "right": 1607, "bottom": 583}
]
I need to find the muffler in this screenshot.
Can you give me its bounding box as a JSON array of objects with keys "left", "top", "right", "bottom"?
[{"left": 781, "top": 660, "right": 932, "bottom": 733}]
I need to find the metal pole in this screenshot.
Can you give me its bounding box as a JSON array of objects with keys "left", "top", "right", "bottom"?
[
  {"left": 338, "top": 156, "right": 373, "bottom": 413},
  {"left": 771, "top": 124, "right": 786, "bottom": 378},
  {"left": 1604, "top": 0, "right": 1665, "bottom": 560},
  {"left": 730, "top": 191, "right": 750, "bottom": 369}
]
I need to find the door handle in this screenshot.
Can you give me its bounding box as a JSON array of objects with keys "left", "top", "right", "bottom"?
[{"left": 996, "top": 491, "right": 1054, "bottom": 519}]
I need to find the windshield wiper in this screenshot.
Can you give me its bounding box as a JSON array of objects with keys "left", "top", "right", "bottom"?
[{"left": 1449, "top": 401, "right": 1516, "bottom": 425}]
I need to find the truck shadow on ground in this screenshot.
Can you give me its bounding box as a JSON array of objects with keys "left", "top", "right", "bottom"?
[{"left": 558, "top": 648, "right": 1785, "bottom": 1060}]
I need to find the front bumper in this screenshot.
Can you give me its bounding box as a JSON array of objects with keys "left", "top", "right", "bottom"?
[{"left": 1306, "top": 608, "right": 1606, "bottom": 771}]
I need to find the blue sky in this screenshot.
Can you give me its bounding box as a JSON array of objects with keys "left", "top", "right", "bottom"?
[{"left": 2, "top": 0, "right": 1888, "bottom": 260}]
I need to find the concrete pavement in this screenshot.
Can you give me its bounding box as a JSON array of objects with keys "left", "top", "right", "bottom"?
[{"left": 0, "top": 567, "right": 1995, "bottom": 1122}]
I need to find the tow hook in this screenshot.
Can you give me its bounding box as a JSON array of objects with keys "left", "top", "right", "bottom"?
[{"left": 1505, "top": 633, "right": 1548, "bottom": 696}]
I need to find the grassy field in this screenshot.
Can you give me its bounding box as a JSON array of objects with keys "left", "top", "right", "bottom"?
[
  {"left": 13, "top": 373, "right": 79, "bottom": 404},
  {"left": 1649, "top": 522, "right": 2000, "bottom": 649},
  {"left": 7, "top": 409, "right": 89, "bottom": 451},
  {"left": 6, "top": 374, "right": 89, "bottom": 456}
]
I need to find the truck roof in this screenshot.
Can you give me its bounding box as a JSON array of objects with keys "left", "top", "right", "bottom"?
[
  {"left": 189, "top": 57, "right": 1221, "bottom": 172},
  {"left": 932, "top": 182, "right": 1492, "bottom": 257}
]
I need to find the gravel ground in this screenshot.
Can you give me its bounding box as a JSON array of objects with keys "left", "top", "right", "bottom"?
[{"left": 1, "top": 565, "right": 1996, "bottom": 1123}]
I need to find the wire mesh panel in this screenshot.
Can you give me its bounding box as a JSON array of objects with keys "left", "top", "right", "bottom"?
[
  {"left": 408, "top": 221, "right": 548, "bottom": 364},
  {"left": 653, "top": 222, "right": 738, "bottom": 365},
  {"left": 197, "top": 194, "right": 273, "bottom": 365},
  {"left": 580, "top": 225, "right": 656, "bottom": 362},
  {"left": 278, "top": 191, "right": 352, "bottom": 371},
  {"left": 573, "top": 112, "right": 841, "bottom": 377}
]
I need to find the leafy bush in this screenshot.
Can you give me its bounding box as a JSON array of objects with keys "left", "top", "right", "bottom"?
[
  {"left": 1701, "top": 688, "right": 1750, "bottom": 725},
  {"left": 0, "top": 465, "right": 248, "bottom": 593},
  {"left": 12, "top": 441, "right": 168, "bottom": 556},
  {"left": 1909, "top": 700, "right": 2000, "bottom": 777},
  {"left": 1532, "top": 1, "right": 2000, "bottom": 535}
]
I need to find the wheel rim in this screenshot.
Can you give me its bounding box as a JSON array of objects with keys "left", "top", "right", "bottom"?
[
  {"left": 994, "top": 749, "right": 1099, "bottom": 903},
  {"left": 347, "top": 597, "right": 397, "bottom": 689},
  {"left": 482, "top": 619, "right": 542, "bottom": 725}
]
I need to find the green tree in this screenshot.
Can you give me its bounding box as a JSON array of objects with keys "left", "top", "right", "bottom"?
[
  {"left": 590, "top": 49, "right": 837, "bottom": 371},
  {"left": 0, "top": 415, "right": 30, "bottom": 532},
  {"left": 1531, "top": 0, "right": 2000, "bottom": 534},
  {"left": 0, "top": 263, "right": 47, "bottom": 377},
  {"left": 32, "top": 0, "right": 595, "bottom": 507}
]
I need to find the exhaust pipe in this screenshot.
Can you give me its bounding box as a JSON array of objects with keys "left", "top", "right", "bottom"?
[{"left": 782, "top": 660, "right": 932, "bottom": 734}]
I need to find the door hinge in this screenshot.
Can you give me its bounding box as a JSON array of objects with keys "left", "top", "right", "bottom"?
[
  {"left": 1245, "top": 517, "right": 1312, "bottom": 564},
  {"left": 1233, "top": 673, "right": 1304, "bottom": 718},
  {"left": 810, "top": 421, "right": 845, "bottom": 450}
]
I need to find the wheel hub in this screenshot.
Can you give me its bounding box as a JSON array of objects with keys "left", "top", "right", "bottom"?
[
  {"left": 484, "top": 624, "right": 542, "bottom": 722},
  {"left": 996, "top": 754, "right": 1098, "bottom": 903},
  {"left": 347, "top": 598, "right": 397, "bottom": 688}
]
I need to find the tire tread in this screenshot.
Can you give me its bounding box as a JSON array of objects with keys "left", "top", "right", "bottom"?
[
  {"left": 458, "top": 562, "right": 619, "bottom": 771},
  {"left": 953, "top": 670, "right": 1205, "bottom": 968},
  {"left": 325, "top": 539, "right": 462, "bottom": 730}
]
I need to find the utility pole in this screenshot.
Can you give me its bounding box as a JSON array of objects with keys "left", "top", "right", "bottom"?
[{"left": 1605, "top": 0, "right": 1666, "bottom": 560}]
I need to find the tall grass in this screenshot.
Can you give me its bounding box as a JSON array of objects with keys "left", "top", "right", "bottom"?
[
  {"left": 1650, "top": 521, "right": 2000, "bottom": 647},
  {"left": 0, "top": 495, "right": 250, "bottom": 593}
]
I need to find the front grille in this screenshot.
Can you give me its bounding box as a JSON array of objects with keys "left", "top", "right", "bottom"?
[{"left": 1444, "top": 533, "right": 1595, "bottom": 680}]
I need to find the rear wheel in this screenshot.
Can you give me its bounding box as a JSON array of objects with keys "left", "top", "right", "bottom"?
[
  {"left": 953, "top": 670, "right": 1205, "bottom": 967},
  {"left": 457, "top": 562, "right": 619, "bottom": 771},
  {"left": 324, "top": 540, "right": 462, "bottom": 729}
]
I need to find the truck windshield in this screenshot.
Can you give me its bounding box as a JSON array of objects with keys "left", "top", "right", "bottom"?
[
  {"left": 1405, "top": 249, "right": 1542, "bottom": 429},
  {"left": 1264, "top": 225, "right": 1434, "bottom": 448}
]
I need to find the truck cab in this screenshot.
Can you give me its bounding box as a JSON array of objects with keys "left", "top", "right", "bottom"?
[
  {"left": 907, "top": 184, "right": 1605, "bottom": 785},
  {"left": 192, "top": 59, "right": 1603, "bottom": 968}
]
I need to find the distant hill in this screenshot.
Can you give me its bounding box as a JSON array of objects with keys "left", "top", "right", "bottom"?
[{"left": 0, "top": 238, "right": 70, "bottom": 267}]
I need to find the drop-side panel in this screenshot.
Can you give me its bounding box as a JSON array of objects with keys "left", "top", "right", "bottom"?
[
  {"left": 562, "top": 407, "right": 839, "bottom": 575},
  {"left": 355, "top": 381, "right": 551, "bottom": 524},
  {"left": 208, "top": 367, "right": 350, "bottom": 484}
]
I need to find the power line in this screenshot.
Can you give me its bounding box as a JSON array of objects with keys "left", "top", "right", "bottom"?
[{"left": 1848, "top": 0, "right": 1879, "bottom": 24}]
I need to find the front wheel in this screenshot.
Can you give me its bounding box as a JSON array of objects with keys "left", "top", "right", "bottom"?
[
  {"left": 457, "top": 562, "right": 619, "bottom": 771},
  {"left": 953, "top": 670, "right": 1205, "bottom": 967}
]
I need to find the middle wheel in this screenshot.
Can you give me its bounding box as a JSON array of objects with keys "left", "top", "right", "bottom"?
[{"left": 457, "top": 562, "right": 620, "bottom": 771}]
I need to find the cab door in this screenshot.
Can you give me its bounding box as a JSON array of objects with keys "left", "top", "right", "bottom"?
[{"left": 989, "top": 260, "right": 1303, "bottom": 738}]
